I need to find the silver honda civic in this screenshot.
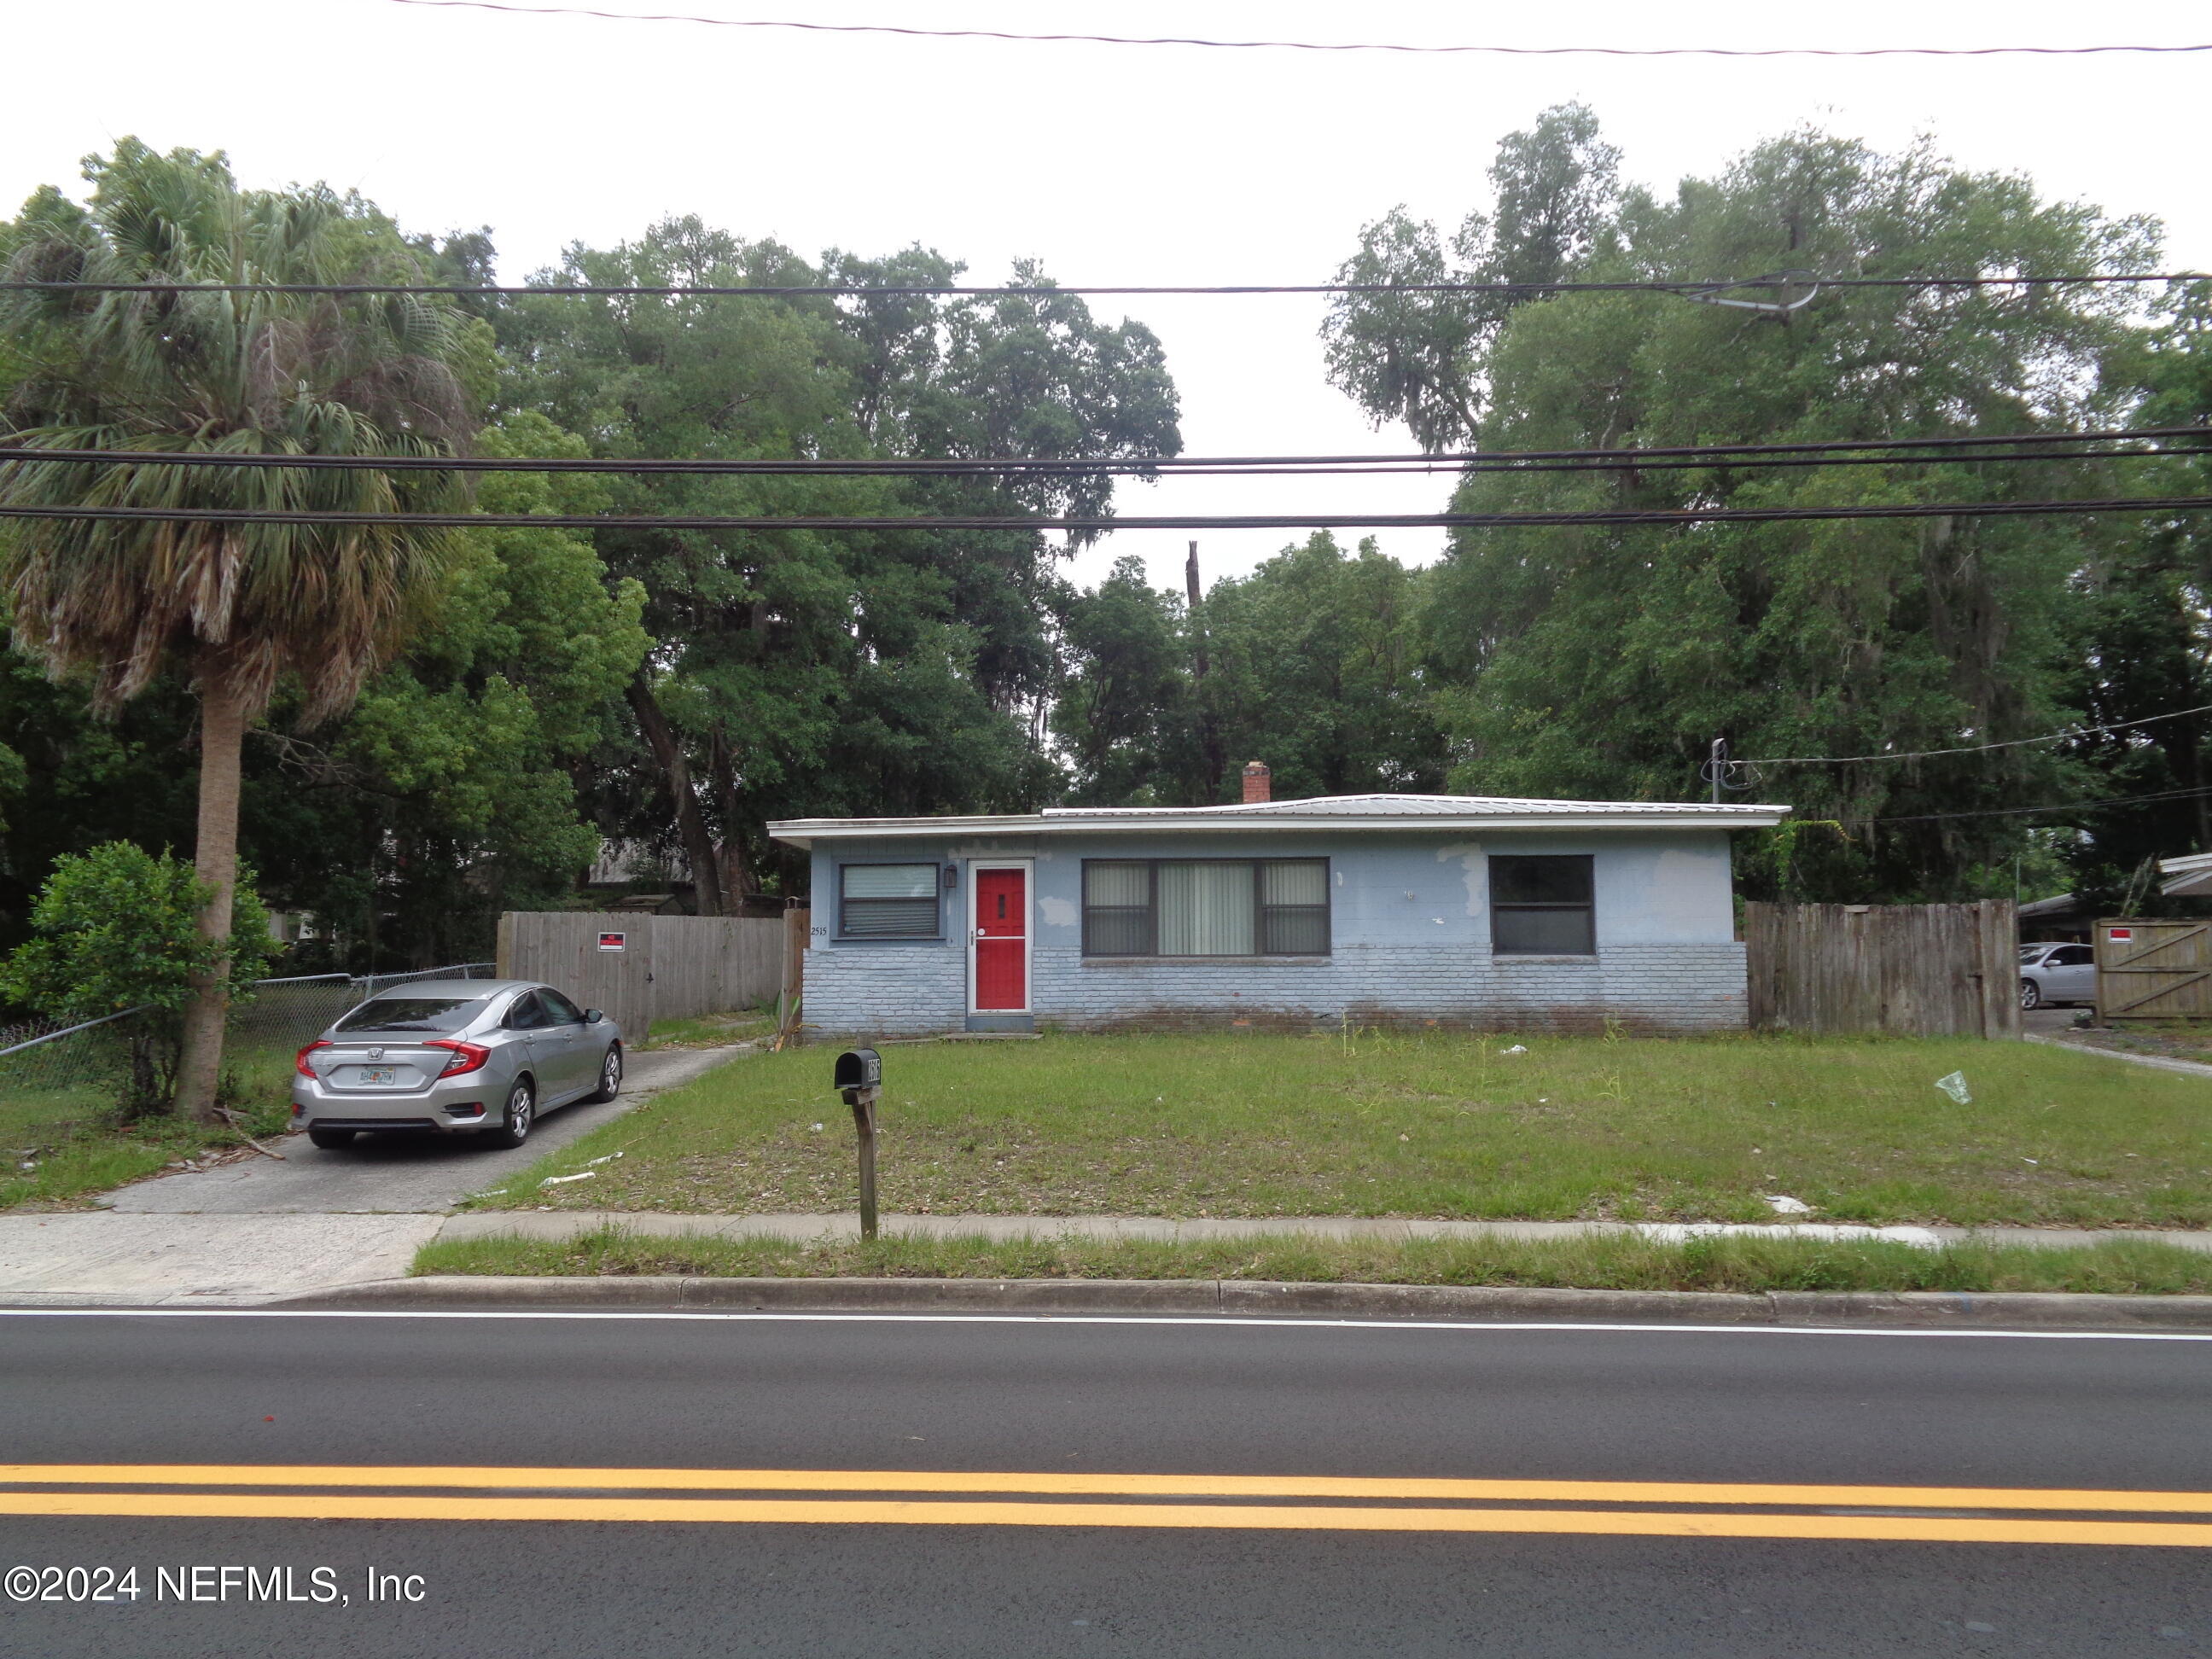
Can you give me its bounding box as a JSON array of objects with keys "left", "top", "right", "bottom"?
[{"left": 290, "top": 979, "right": 624, "bottom": 1151}]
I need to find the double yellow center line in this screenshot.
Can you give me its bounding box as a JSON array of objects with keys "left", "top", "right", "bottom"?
[{"left": 4, "top": 1465, "right": 2210, "bottom": 1546}]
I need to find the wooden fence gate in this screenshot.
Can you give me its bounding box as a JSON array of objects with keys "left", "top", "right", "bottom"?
[
  {"left": 2097, "top": 918, "right": 2212, "bottom": 1021},
  {"left": 1744, "top": 900, "right": 2019, "bottom": 1038},
  {"left": 496, "top": 911, "right": 783, "bottom": 1039}
]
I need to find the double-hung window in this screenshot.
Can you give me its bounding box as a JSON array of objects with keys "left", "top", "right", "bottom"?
[
  {"left": 838, "top": 862, "right": 940, "bottom": 939},
  {"left": 1489, "top": 855, "right": 1595, "bottom": 955},
  {"left": 1082, "top": 859, "right": 1329, "bottom": 957}
]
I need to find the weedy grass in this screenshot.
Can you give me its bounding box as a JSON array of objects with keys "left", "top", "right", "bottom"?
[
  {"left": 464, "top": 1029, "right": 2212, "bottom": 1227},
  {"left": 643, "top": 1008, "right": 775, "bottom": 1050},
  {"left": 414, "top": 1225, "right": 2212, "bottom": 1296},
  {"left": 0, "top": 1074, "right": 293, "bottom": 1210}
]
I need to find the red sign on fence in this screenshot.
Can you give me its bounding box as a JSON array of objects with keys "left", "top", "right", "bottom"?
[{"left": 597, "top": 931, "right": 626, "bottom": 952}]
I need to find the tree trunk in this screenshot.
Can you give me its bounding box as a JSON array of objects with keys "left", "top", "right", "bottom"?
[
  {"left": 173, "top": 674, "right": 247, "bottom": 1123},
  {"left": 626, "top": 674, "right": 725, "bottom": 917},
  {"left": 706, "top": 725, "right": 754, "bottom": 905}
]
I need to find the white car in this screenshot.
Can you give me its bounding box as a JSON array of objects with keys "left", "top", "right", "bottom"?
[{"left": 2018, "top": 942, "right": 2096, "bottom": 1010}]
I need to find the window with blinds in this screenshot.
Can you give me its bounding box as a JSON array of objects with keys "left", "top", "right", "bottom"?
[
  {"left": 1082, "top": 859, "right": 1329, "bottom": 957},
  {"left": 838, "top": 862, "right": 941, "bottom": 939}
]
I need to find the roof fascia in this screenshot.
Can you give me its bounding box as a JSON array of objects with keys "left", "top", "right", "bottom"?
[{"left": 771, "top": 810, "right": 1790, "bottom": 846}]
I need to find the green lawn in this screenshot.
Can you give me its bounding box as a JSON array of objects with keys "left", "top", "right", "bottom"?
[
  {"left": 415, "top": 1226, "right": 2212, "bottom": 1295},
  {"left": 467, "top": 1030, "right": 2212, "bottom": 1228}
]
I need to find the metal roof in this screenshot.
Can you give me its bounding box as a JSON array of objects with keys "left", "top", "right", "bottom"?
[
  {"left": 2161, "top": 850, "right": 2212, "bottom": 896},
  {"left": 769, "top": 793, "right": 1790, "bottom": 846}
]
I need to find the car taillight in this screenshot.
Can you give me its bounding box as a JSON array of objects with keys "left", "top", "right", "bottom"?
[
  {"left": 426, "top": 1039, "right": 491, "bottom": 1076},
  {"left": 295, "top": 1039, "right": 332, "bottom": 1079}
]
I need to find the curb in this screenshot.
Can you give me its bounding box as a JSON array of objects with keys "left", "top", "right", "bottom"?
[{"left": 271, "top": 1275, "right": 2212, "bottom": 1329}]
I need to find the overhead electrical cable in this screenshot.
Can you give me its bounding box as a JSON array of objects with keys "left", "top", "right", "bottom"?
[
  {"left": 1743, "top": 702, "right": 2212, "bottom": 765},
  {"left": 5, "top": 426, "right": 2203, "bottom": 478},
  {"left": 380, "top": 0, "right": 2212, "bottom": 60},
  {"left": 1863, "top": 784, "right": 2212, "bottom": 826},
  {"left": 0, "top": 449, "right": 2186, "bottom": 478},
  {"left": 2, "top": 275, "right": 2202, "bottom": 299},
  {"left": 0, "top": 497, "right": 2205, "bottom": 533}
]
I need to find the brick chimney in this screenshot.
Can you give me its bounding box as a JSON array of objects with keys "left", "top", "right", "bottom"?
[{"left": 1241, "top": 760, "right": 1271, "bottom": 804}]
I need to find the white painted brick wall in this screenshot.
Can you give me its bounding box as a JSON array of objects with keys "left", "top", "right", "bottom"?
[{"left": 806, "top": 941, "right": 1748, "bottom": 1038}]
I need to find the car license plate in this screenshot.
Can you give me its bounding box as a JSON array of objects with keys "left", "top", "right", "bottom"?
[{"left": 358, "top": 1067, "right": 397, "bottom": 1086}]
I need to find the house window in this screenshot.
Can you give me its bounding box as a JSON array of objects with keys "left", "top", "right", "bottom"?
[
  {"left": 839, "top": 862, "right": 940, "bottom": 939},
  {"left": 1489, "top": 855, "right": 1595, "bottom": 955},
  {"left": 1082, "top": 859, "right": 1330, "bottom": 957}
]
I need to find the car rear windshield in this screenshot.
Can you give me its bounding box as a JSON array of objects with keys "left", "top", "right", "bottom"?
[{"left": 333, "top": 997, "right": 486, "bottom": 1033}]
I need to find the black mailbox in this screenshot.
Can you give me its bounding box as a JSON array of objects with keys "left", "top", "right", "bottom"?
[{"left": 834, "top": 1048, "right": 882, "bottom": 1093}]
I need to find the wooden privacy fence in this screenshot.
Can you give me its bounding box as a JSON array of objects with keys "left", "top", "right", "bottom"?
[
  {"left": 2097, "top": 918, "right": 2212, "bottom": 1021},
  {"left": 1745, "top": 900, "right": 2019, "bottom": 1038},
  {"left": 497, "top": 911, "right": 783, "bottom": 1038}
]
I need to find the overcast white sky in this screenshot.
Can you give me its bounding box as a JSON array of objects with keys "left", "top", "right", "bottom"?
[{"left": 5, "top": 2, "right": 2206, "bottom": 591}]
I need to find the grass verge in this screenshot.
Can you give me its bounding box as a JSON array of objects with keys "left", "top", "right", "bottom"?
[
  {"left": 469, "top": 1030, "right": 2212, "bottom": 1227},
  {"left": 415, "top": 1226, "right": 2212, "bottom": 1296}
]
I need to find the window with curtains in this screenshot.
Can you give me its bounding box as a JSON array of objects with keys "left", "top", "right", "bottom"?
[
  {"left": 838, "top": 862, "right": 941, "bottom": 939},
  {"left": 1489, "top": 855, "right": 1596, "bottom": 955},
  {"left": 1082, "top": 859, "right": 1330, "bottom": 957}
]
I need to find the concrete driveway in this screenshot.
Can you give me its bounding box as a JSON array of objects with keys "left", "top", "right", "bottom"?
[
  {"left": 101, "top": 1045, "right": 746, "bottom": 1216},
  {"left": 2022, "top": 1004, "right": 2087, "bottom": 1036},
  {"left": 1, "top": 1045, "right": 750, "bottom": 1306}
]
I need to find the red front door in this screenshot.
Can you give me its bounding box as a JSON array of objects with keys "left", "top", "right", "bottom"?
[{"left": 974, "top": 868, "right": 1027, "bottom": 1010}]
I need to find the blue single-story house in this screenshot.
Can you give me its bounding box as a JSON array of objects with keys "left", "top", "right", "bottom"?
[{"left": 768, "top": 778, "right": 1790, "bottom": 1039}]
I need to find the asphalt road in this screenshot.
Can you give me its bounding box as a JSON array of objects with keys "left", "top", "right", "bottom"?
[
  {"left": 101, "top": 1045, "right": 748, "bottom": 1215},
  {"left": 1, "top": 1310, "right": 2207, "bottom": 1657}
]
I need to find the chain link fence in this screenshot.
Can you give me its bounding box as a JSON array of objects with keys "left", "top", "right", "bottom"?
[{"left": 0, "top": 963, "right": 497, "bottom": 1126}]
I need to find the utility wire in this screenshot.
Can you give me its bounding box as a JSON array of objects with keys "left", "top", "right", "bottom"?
[
  {"left": 1863, "top": 783, "right": 2212, "bottom": 826},
  {"left": 0, "top": 448, "right": 2184, "bottom": 478},
  {"left": 1745, "top": 702, "right": 2212, "bottom": 765},
  {"left": 5, "top": 427, "right": 2203, "bottom": 478},
  {"left": 3, "top": 275, "right": 2202, "bottom": 299},
  {"left": 0, "top": 497, "right": 2204, "bottom": 533},
  {"left": 382, "top": 0, "right": 2212, "bottom": 60}
]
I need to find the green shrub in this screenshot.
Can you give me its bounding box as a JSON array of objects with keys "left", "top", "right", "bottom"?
[{"left": 0, "top": 841, "right": 276, "bottom": 1115}]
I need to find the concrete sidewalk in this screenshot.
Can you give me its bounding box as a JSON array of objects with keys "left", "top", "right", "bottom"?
[{"left": 437, "top": 1208, "right": 2212, "bottom": 1255}]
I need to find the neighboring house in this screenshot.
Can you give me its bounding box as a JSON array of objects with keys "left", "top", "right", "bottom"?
[
  {"left": 2017, "top": 892, "right": 2094, "bottom": 944},
  {"left": 767, "top": 769, "right": 1790, "bottom": 1038},
  {"left": 2160, "top": 852, "right": 2212, "bottom": 899}
]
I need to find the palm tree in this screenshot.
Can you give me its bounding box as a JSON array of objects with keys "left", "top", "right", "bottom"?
[{"left": 0, "top": 142, "right": 474, "bottom": 1120}]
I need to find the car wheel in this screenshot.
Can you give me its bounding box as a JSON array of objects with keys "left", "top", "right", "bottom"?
[
  {"left": 2019, "top": 978, "right": 2042, "bottom": 1010},
  {"left": 486, "top": 1078, "right": 535, "bottom": 1149},
  {"left": 586, "top": 1044, "right": 623, "bottom": 1103},
  {"left": 307, "top": 1127, "right": 357, "bottom": 1150}
]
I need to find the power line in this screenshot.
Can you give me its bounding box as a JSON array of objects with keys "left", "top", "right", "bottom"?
[
  {"left": 383, "top": 0, "right": 2212, "bottom": 60},
  {"left": 0, "top": 496, "right": 2205, "bottom": 533},
  {"left": 1863, "top": 783, "right": 2212, "bottom": 826},
  {"left": 5, "top": 427, "right": 2203, "bottom": 478},
  {"left": 3, "top": 274, "right": 2202, "bottom": 299},
  {"left": 1746, "top": 702, "right": 2212, "bottom": 765}
]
